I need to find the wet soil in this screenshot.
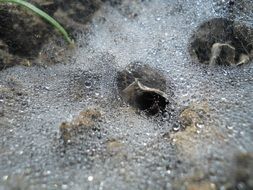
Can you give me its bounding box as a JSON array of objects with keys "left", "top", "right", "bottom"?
[
  {"left": 0, "top": 0, "right": 100, "bottom": 70},
  {"left": 0, "top": 0, "right": 144, "bottom": 70},
  {"left": 0, "top": 0, "right": 252, "bottom": 190},
  {"left": 189, "top": 18, "right": 253, "bottom": 66}
]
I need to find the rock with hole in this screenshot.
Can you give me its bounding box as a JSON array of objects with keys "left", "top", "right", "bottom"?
[
  {"left": 189, "top": 18, "right": 253, "bottom": 66},
  {"left": 116, "top": 62, "right": 170, "bottom": 115}
]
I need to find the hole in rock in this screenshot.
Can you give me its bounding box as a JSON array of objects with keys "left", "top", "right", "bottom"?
[
  {"left": 135, "top": 91, "right": 168, "bottom": 115},
  {"left": 116, "top": 63, "right": 170, "bottom": 116}
]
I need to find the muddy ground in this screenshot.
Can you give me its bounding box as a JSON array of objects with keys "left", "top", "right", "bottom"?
[{"left": 0, "top": 0, "right": 253, "bottom": 190}]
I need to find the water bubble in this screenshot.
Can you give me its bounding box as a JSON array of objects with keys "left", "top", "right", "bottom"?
[
  {"left": 45, "top": 170, "right": 51, "bottom": 175},
  {"left": 84, "top": 81, "right": 92, "bottom": 88},
  {"left": 172, "top": 124, "right": 180, "bottom": 132},
  {"left": 88, "top": 176, "right": 94, "bottom": 182},
  {"left": 62, "top": 184, "right": 68, "bottom": 189},
  {"left": 196, "top": 123, "right": 204, "bottom": 129},
  {"left": 2, "top": 175, "right": 8, "bottom": 181},
  {"left": 226, "top": 125, "right": 234, "bottom": 130}
]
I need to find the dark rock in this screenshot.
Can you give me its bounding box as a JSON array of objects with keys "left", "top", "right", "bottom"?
[
  {"left": 189, "top": 18, "right": 253, "bottom": 66},
  {"left": 116, "top": 62, "right": 169, "bottom": 115}
]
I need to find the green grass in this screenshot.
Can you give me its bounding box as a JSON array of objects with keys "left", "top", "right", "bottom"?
[{"left": 0, "top": 0, "right": 74, "bottom": 44}]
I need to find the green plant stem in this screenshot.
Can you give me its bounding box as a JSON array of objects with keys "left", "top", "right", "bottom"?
[{"left": 0, "top": 0, "right": 74, "bottom": 44}]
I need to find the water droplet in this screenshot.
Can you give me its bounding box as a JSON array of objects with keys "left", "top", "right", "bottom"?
[
  {"left": 62, "top": 184, "right": 68, "bottom": 189},
  {"left": 226, "top": 125, "right": 233, "bottom": 130},
  {"left": 85, "top": 81, "right": 92, "bottom": 88},
  {"left": 173, "top": 124, "right": 180, "bottom": 132},
  {"left": 196, "top": 123, "right": 204, "bottom": 129},
  {"left": 2, "top": 175, "right": 8, "bottom": 181},
  {"left": 88, "top": 176, "right": 94, "bottom": 182}
]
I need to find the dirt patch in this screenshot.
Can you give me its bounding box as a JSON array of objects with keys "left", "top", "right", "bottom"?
[
  {"left": 0, "top": 0, "right": 100, "bottom": 70},
  {"left": 59, "top": 108, "right": 102, "bottom": 143},
  {"left": 189, "top": 18, "right": 253, "bottom": 66},
  {"left": 55, "top": 0, "right": 100, "bottom": 24},
  {"left": 102, "top": 0, "right": 141, "bottom": 19},
  {"left": 172, "top": 171, "right": 217, "bottom": 190},
  {"left": 0, "top": 4, "right": 51, "bottom": 58},
  {"left": 169, "top": 102, "right": 227, "bottom": 161},
  {"left": 0, "top": 77, "right": 29, "bottom": 120},
  {"left": 0, "top": 40, "right": 20, "bottom": 70},
  {"left": 229, "top": 153, "right": 253, "bottom": 190}
]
